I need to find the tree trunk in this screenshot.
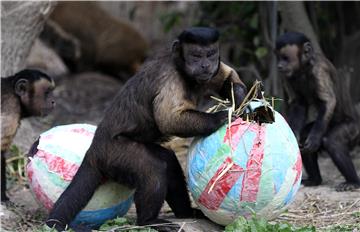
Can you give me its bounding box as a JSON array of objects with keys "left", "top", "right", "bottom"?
[
  {"left": 259, "top": 2, "right": 280, "bottom": 97},
  {"left": 1, "top": 1, "right": 56, "bottom": 76},
  {"left": 278, "top": 2, "right": 323, "bottom": 55}
]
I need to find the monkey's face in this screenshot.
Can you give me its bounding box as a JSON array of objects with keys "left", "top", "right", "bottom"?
[
  {"left": 19, "top": 78, "right": 56, "bottom": 117},
  {"left": 276, "top": 45, "right": 300, "bottom": 78},
  {"left": 182, "top": 43, "right": 220, "bottom": 83}
]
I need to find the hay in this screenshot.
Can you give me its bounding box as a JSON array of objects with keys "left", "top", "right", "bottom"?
[
  {"left": 274, "top": 193, "right": 360, "bottom": 231},
  {"left": 208, "top": 80, "right": 275, "bottom": 125}
]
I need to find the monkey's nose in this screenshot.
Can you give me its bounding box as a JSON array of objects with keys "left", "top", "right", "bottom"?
[{"left": 201, "top": 62, "right": 210, "bottom": 70}]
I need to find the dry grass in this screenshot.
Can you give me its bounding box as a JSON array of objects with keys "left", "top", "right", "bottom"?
[{"left": 275, "top": 192, "right": 360, "bottom": 231}]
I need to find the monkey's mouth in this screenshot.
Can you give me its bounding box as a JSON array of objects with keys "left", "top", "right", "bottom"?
[
  {"left": 196, "top": 72, "right": 213, "bottom": 81},
  {"left": 196, "top": 76, "right": 211, "bottom": 83},
  {"left": 278, "top": 69, "right": 293, "bottom": 77},
  {"left": 42, "top": 107, "right": 55, "bottom": 116}
]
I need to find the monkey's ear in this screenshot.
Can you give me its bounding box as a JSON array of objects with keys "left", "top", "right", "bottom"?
[
  {"left": 172, "top": 40, "right": 180, "bottom": 53},
  {"left": 15, "top": 79, "right": 29, "bottom": 96},
  {"left": 302, "top": 42, "right": 313, "bottom": 63}
]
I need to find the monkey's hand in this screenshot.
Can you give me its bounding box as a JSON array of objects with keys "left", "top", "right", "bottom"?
[
  {"left": 233, "top": 83, "right": 247, "bottom": 109},
  {"left": 301, "top": 134, "right": 322, "bottom": 154},
  {"left": 212, "top": 110, "right": 230, "bottom": 126}
]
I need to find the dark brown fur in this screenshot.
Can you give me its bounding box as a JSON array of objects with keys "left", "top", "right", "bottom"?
[
  {"left": 1, "top": 70, "right": 55, "bottom": 201},
  {"left": 276, "top": 32, "right": 360, "bottom": 191},
  {"left": 47, "top": 1, "right": 148, "bottom": 81},
  {"left": 45, "top": 29, "right": 246, "bottom": 232}
]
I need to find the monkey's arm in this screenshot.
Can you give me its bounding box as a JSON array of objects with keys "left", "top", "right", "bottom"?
[
  {"left": 153, "top": 91, "right": 227, "bottom": 137},
  {"left": 162, "top": 110, "right": 228, "bottom": 137},
  {"left": 303, "top": 68, "right": 336, "bottom": 153},
  {"left": 282, "top": 79, "right": 307, "bottom": 140},
  {"left": 218, "top": 62, "right": 247, "bottom": 108},
  {"left": 286, "top": 99, "right": 307, "bottom": 141}
]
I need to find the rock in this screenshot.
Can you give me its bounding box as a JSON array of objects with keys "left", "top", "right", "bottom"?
[{"left": 26, "top": 39, "right": 69, "bottom": 78}]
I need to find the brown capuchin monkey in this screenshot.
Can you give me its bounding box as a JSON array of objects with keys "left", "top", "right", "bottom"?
[
  {"left": 275, "top": 31, "right": 360, "bottom": 191},
  {"left": 43, "top": 27, "right": 247, "bottom": 232},
  {"left": 1, "top": 69, "right": 55, "bottom": 202}
]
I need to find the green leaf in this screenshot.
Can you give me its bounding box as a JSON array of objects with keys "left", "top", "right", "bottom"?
[
  {"left": 159, "top": 12, "right": 182, "bottom": 33},
  {"left": 225, "top": 216, "right": 248, "bottom": 232},
  {"left": 223, "top": 215, "right": 317, "bottom": 232},
  {"left": 255, "top": 47, "right": 268, "bottom": 59},
  {"left": 250, "top": 13, "right": 259, "bottom": 29}
]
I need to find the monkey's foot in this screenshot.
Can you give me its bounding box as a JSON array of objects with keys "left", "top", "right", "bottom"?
[
  {"left": 46, "top": 220, "right": 92, "bottom": 232},
  {"left": 301, "top": 178, "right": 322, "bottom": 186},
  {"left": 335, "top": 182, "right": 360, "bottom": 192},
  {"left": 192, "top": 208, "right": 207, "bottom": 219},
  {"left": 175, "top": 208, "right": 206, "bottom": 219}
]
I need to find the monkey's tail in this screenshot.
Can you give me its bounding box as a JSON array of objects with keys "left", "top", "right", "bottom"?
[{"left": 46, "top": 157, "right": 102, "bottom": 231}]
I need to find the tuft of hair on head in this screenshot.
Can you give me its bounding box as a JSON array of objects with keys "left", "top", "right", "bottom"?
[
  {"left": 12, "top": 69, "right": 53, "bottom": 85},
  {"left": 178, "top": 27, "right": 220, "bottom": 46},
  {"left": 275, "top": 31, "right": 310, "bottom": 50}
]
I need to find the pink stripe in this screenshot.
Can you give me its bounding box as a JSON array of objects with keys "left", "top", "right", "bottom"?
[
  {"left": 292, "top": 152, "right": 302, "bottom": 185},
  {"left": 224, "top": 118, "right": 259, "bottom": 151},
  {"left": 240, "top": 124, "right": 266, "bottom": 202},
  {"left": 41, "top": 134, "right": 54, "bottom": 140},
  {"left": 70, "top": 128, "right": 94, "bottom": 137},
  {"left": 27, "top": 163, "right": 54, "bottom": 211},
  {"left": 36, "top": 149, "right": 79, "bottom": 181},
  {"left": 198, "top": 157, "right": 244, "bottom": 210}
]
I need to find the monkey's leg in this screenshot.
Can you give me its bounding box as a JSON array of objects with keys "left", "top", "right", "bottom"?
[
  {"left": 1, "top": 152, "right": 9, "bottom": 202},
  {"left": 148, "top": 144, "right": 205, "bottom": 219},
  {"left": 301, "top": 152, "right": 322, "bottom": 186},
  {"left": 46, "top": 150, "right": 102, "bottom": 231},
  {"left": 299, "top": 123, "right": 322, "bottom": 186},
  {"left": 323, "top": 123, "right": 360, "bottom": 191},
  {"left": 108, "top": 136, "right": 181, "bottom": 232}
]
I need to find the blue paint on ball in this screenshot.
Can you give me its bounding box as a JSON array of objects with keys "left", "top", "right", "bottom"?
[{"left": 71, "top": 195, "right": 134, "bottom": 228}]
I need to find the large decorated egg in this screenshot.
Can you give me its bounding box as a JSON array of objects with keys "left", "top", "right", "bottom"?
[
  {"left": 26, "top": 124, "right": 134, "bottom": 228},
  {"left": 187, "top": 109, "right": 302, "bottom": 226}
]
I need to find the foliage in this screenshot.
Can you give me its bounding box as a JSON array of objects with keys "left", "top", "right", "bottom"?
[
  {"left": 159, "top": 11, "right": 184, "bottom": 33},
  {"left": 320, "top": 223, "right": 360, "bottom": 232},
  {"left": 158, "top": 2, "right": 268, "bottom": 70},
  {"left": 99, "top": 217, "right": 157, "bottom": 232},
  {"left": 224, "top": 216, "right": 316, "bottom": 232},
  {"left": 197, "top": 2, "right": 268, "bottom": 68},
  {"left": 6, "top": 145, "right": 27, "bottom": 185},
  {"left": 34, "top": 224, "right": 73, "bottom": 232}
]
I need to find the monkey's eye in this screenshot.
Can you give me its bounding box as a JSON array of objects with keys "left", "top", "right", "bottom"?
[
  {"left": 44, "top": 89, "right": 52, "bottom": 96},
  {"left": 191, "top": 54, "right": 202, "bottom": 58},
  {"left": 281, "top": 55, "right": 289, "bottom": 62},
  {"left": 207, "top": 51, "right": 216, "bottom": 57}
]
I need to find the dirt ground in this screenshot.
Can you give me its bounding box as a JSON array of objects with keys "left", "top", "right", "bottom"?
[
  {"left": 1, "top": 73, "right": 360, "bottom": 231},
  {"left": 1, "top": 144, "right": 360, "bottom": 232}
]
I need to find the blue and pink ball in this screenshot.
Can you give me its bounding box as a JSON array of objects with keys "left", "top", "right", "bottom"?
[
  {"left": 26, "top": 124, "right": 134, "bottom": 228},
  {"left": 187, "top": 110, "right": 302, "bottom": 225}
]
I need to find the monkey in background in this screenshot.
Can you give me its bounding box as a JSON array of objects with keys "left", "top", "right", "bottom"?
[
  {"left": 275, "top": 31, "right": 360, "bottom": 191},
  {"left": 41, "top": 1, "right": 148, "bottom": 82},
  {"left": 43, "top": 27, "right": 247, "bottom": 232},
  {"left": 1, "top": 69, "right": 56, "bottom": 202}
]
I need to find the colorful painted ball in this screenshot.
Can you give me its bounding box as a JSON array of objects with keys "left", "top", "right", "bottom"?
[
  {"left": 26, "top": 124, "right": 134, "bottom": 228},
  {"left": 187, "top": 110, "right": 302, "bottom": 226}
]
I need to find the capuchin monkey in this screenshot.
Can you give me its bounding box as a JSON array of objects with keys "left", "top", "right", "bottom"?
[
  {"left": 43, "top": 1, "right": 148, "bottom": 82},
  {"left": 275, "top": 31, "right": 360, "bottom": 191},
  {"left": 1, "top": 69, "right": 55, "bottom": 202},
  {"left": 44, "top": 27, "right": 247, "bottom": 231}
]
